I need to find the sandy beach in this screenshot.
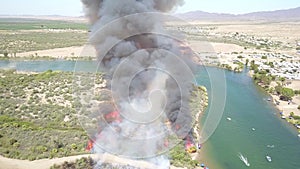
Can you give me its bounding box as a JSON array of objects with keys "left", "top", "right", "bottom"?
[
  {"left": 15, "top": 45, "right": 96, "bottom": 59},
  {"left": 270, "top": 80, "right": 300, "bottom": 117}
]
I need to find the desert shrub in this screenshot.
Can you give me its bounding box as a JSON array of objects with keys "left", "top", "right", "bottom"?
[
  {"left": 9, "top": 138, "right": 18, "bottom": 145},
  {"left": 261, "top": 56, "right": 267, "bottom": 59},
  {"left": 170, "top": 142, "right": 199, "bottom": 169},
  {"left": 71, "top": 143, "right": 77, "bottom": 150}
]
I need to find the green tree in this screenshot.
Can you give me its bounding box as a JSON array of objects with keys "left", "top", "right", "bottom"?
[
  {"left": 3, "top": 52, "right": 8, "bottom": 57},
  {"left": 275, "top": 84, "right": 282, "bottom": 95},
  {"left": 261, "top": 56, "right": 267, "bottom": 59},
  {"left": 250, "top": 60, "right": 259, "bottom": 73},
  {"left": 269, "top": 87, "right": 274, "bottom": 93},
  {"left": 280, "top": 88, "right": 295, "bottom": 101},
  {"left": 280, "top": 77, "right": 286, "bottom": 85},
  {"left": 245, "top": 59, "right": 249, "bottom": 66},
  {"left": 268, "top": 62, "right": 274, "bottom": 68}
]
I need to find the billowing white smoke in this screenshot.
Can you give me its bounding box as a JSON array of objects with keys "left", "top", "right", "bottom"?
[{"left": 81, "top": 0, "right": 198, "bottom": 168}]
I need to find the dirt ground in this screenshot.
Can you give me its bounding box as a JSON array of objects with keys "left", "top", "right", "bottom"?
[
  {"left": 16, "top": 45, "right": 96, "bottom": 58},
  {"left": 0, "top": 154, "right": 93, "bottom": 169},
  {"left": 0, "top": 153, "right": 178, "bottom": 169}
]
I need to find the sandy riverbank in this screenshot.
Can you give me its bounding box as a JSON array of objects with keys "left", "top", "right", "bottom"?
[
  {"left": 189, "top": 86, "right": 220, "bottom": 169},
  {"left": 15, "top": 46, "right": 96, "bottom": 59},
  {"left": 248, "top": 70, "right": 300, "bottom": 130},
  {"left": 269, "top": 80, "right": 300, "bottom": 117}
]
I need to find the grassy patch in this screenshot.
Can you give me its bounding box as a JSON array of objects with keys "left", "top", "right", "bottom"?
[
  {"left": 0, "top": 18, "right": 87, "bottom": 30},
  {"left": 0, "top": 31, "right": 87, "bottom": 54}
]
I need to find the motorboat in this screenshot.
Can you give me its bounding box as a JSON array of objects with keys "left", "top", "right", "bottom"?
[
  {"left": 238, "top": 153, "right": 250, "bottom": 166},
  {"left": 266, "top": 155, "right": 272, "bottom": 162}
]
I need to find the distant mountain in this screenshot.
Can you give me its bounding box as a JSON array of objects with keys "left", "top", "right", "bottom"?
[
  {"left": 176, "top": 11, "right": 235, "bottom": 20},
  {"left": 241, "top": 7, "right": 300, "bottom": 20},
  {"left": 177, "top": 7, "right": 300, "bottom": 21}
]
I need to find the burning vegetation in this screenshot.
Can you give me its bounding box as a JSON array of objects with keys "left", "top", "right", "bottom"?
[{"left": 79, "top": 0, "right": 206, "bottom": 168}]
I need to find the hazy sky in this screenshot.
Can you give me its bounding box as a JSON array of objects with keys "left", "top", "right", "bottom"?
[{"left": 0, "top": 0, "right": 300, "bottom": 16}]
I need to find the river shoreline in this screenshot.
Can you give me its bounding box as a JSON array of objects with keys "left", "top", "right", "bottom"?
[
  {"left": 247, "top": 69, "right": 300, "bottom": 132},
  {"left": 219, "top": 66, "right": 300, "bottom": 133},
  {"left": 189, "top": 85, "right": 217, "bottom": 169}
]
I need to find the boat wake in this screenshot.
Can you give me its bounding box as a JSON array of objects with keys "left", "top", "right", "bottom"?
[{"left": 238, "top": 153, "right": 250, "bottom": 167}]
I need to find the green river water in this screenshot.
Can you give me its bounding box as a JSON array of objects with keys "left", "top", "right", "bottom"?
[{"left": 197, "top": 66, "right": 300, "bottom": 169}]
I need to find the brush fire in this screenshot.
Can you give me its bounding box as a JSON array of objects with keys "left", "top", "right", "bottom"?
[{"left": 80, "top": 0, "right": 201, "bottom": 168}]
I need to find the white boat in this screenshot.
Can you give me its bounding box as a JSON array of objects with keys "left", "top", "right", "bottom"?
[
  {"left": 252, "top": 128, "right": 255, "bottom": 131},
  {"left": 227, "top": 117, "right": 232, "bottom": 121},
  {"left": 266, "top": 155, "right": 272, "bottom": 162},
  {"left": 238, "top": 153, "right": 250, "bottom": 166}
]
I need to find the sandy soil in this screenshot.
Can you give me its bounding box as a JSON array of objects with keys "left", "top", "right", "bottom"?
[
  {"left": 215, "top": 22, "right": 300, "bottom": 46},
  {"left": 182, "top": 21, "right": 300, "bottom": 57},
  {"left": 189, "top": 41, "right": 268, "bottom": 69},
  {"left": 0, "top": 154, "right": 93, "bottom": 169},
  {"left": 271, "top": 80, "right": 300, "bottom": 117},
  {"left": 189, "top": 41, "right": 244, "bottom": 53},
  {"left": 189, "top": 40, "right": 268, "bottom": 54},
  {"left": 14, "top": 40, "right": 265, "bottom": 60},
  {"left": 16, "top": 45, "right": 96, "bottom": 58},
  {"left": 0, "top": 153, "right": 183, "bottom": 169},
  {"left": 15, "top": 41, "right": 246, "bottom": 59},
  {"left": 189, "top": 21, "right": 300, "bottom": 47}
]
